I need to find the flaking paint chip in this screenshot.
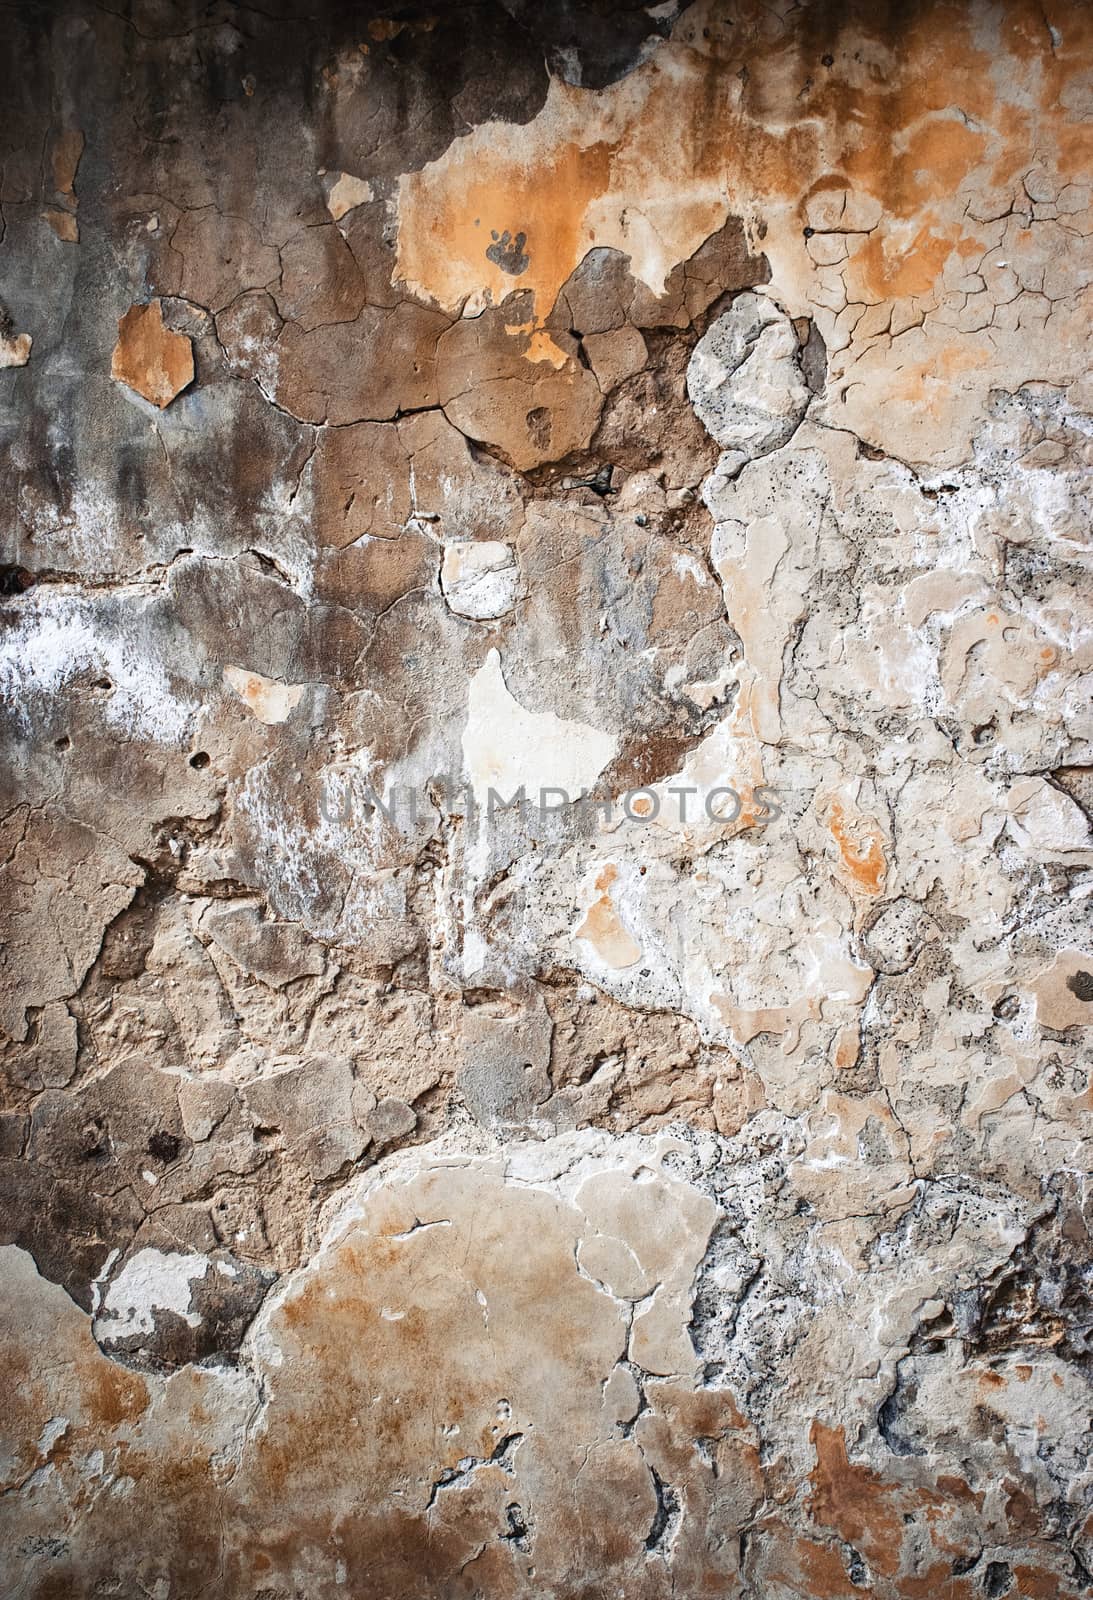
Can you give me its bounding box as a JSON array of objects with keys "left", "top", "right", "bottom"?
[
  {"left": 111, "top": 298, "right": 194, "bottom": 409},
  {"left": 0, "top": 330, "right": 32, "bottom": 367},
  {"left": 223, "top": 665, "right": 304, "bottom": 724},
  {"left": 325, "top": 171, "right": 373, "bottom": 222}
]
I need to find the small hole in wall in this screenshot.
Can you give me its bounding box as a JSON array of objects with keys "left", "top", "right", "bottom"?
[
  {"left": 0, "top": 565, "right": 34, "bottom": 595},
  {"left": 93, "top": 677, "right": 113, "bottom": 692},
  {"left": 148, "top": 1131, "right": 181, "bottom": 1163},
  {"left": 80, "top": 1116, "right": 109, "bottom": 1162},
  {"left": 189, "top": 751, "right": 210, "bottom": 769},
  {"left": 983, "top": 1561, "right": 1012, "bottom": 1598},
  {"left": 55, "top": 735, "right": 70, "bottom": 751}
]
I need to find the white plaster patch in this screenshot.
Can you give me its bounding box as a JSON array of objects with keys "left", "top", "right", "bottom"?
[
  {"left": 326, "top": 171, "right": 373, "bottom": 222},
  {"left": 93, "top": 1248, "right": 210, "bottom": 1341},
  {"left": 440, "top": 541, "right": 520, "bottom": 620},
  {"left": 670, "top": 549, "right": 711, "bottom": 586},
  {"left": 224, "top": 664, "right": 305, "bottom": 724},
  {"left": 687, "top": 292, "right": 810, "bottom": 475},
  {"left": 462, "top": 648, "right": 617, "bottom": 804}
]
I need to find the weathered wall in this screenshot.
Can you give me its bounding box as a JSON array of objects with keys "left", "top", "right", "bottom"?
[{"left": 1, "top": 0, "right": 1091, "bottom": 1594}]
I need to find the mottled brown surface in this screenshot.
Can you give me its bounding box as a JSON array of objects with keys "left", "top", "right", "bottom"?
[{"left": 0, "top": 0, "right": 1091, "bottom": 1595}]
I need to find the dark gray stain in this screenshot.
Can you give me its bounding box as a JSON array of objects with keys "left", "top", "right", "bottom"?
[
  {"left": 1066, "top": 969, "right": 1093, "bottom": 1002},
  {"left": 486, "top": 229, "right": 530, "bottom": 275},
  {"left": 498, "top": 0, "right": 670, "bottom": 90}
]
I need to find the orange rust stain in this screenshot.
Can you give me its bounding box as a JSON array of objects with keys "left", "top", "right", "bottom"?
[
  {"left": 398, "top": 134, "right": 616, "bottom": 319},
  {"left": 1046, "top": 111, "right": 1093, "bottom": 184},
  {"left": 934, "top": 1473, "right": 984, "bottom": 1510},
  {"left": 1012, "top": 1566, "right": 1066, "bottom": 1600},
  {"left": 111, "top": 299, "right": 194, "bottom": 409},
  {"left": 795, "top": 1535, "right": 859, "bottom": 1597},
  {"left": 896, "top": 119, "right": 987, "bottom": 204},
  {"left": 1003, "top": 0, "right": 1093, "bottom": 88},
  {"left": 825, "top": 799, "right": 887, "bottom": 897},
  {"left": 503, "top": 323, "right": 569, "bottom": 367},
  {"left": 809, "top": 1421, "right": 903, "bottom": 1577},
  {"left": 394, "top": 0, "right": 1091, "bottom": 340},
  {"left": 684, "top": 1385, "right": 749, "bottom": 1436},
  {"left": 894, "top": 341, "right": 993, "bottom": 410},
  {"left": 853, "top": 221, "right": 967, "bottom": 301},
  {"left": 896, "top": 1561, "right": 975, "bottom": 1599},
  {"left": 78, "top": 1355, "right": 149, "bottom": 1427}
]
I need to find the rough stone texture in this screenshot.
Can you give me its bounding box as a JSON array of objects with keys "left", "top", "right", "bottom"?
[
  {"left": 0, "top": 1, "right": 1091, "bottom": 1596},
  {"left": 687, "top": 291, "right": 811, "bottom": 474}
]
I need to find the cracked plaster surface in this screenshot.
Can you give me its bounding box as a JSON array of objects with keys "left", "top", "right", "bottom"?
[{"left": 0, "top": 1, "right": 1091, "bottom": 1595}]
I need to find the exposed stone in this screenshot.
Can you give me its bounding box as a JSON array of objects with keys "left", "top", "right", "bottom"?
[
  {"left": 860, "top": 898, "right": 937, "bottom": 976},
  {"left": 687, "top": 290, "right": 811, "bottom": 474},
  {"left": 241, "top": 1055, "right": 369, "bottom": 1181},
  {"left": 367, "top": 1095, "right": 417, "bottom": 1148},
  {"left": 583, "top": 323, "right": 648, "bottom": 390},
  {"left": 199, "top": 901, "right": 327, "bottom": 988}
]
